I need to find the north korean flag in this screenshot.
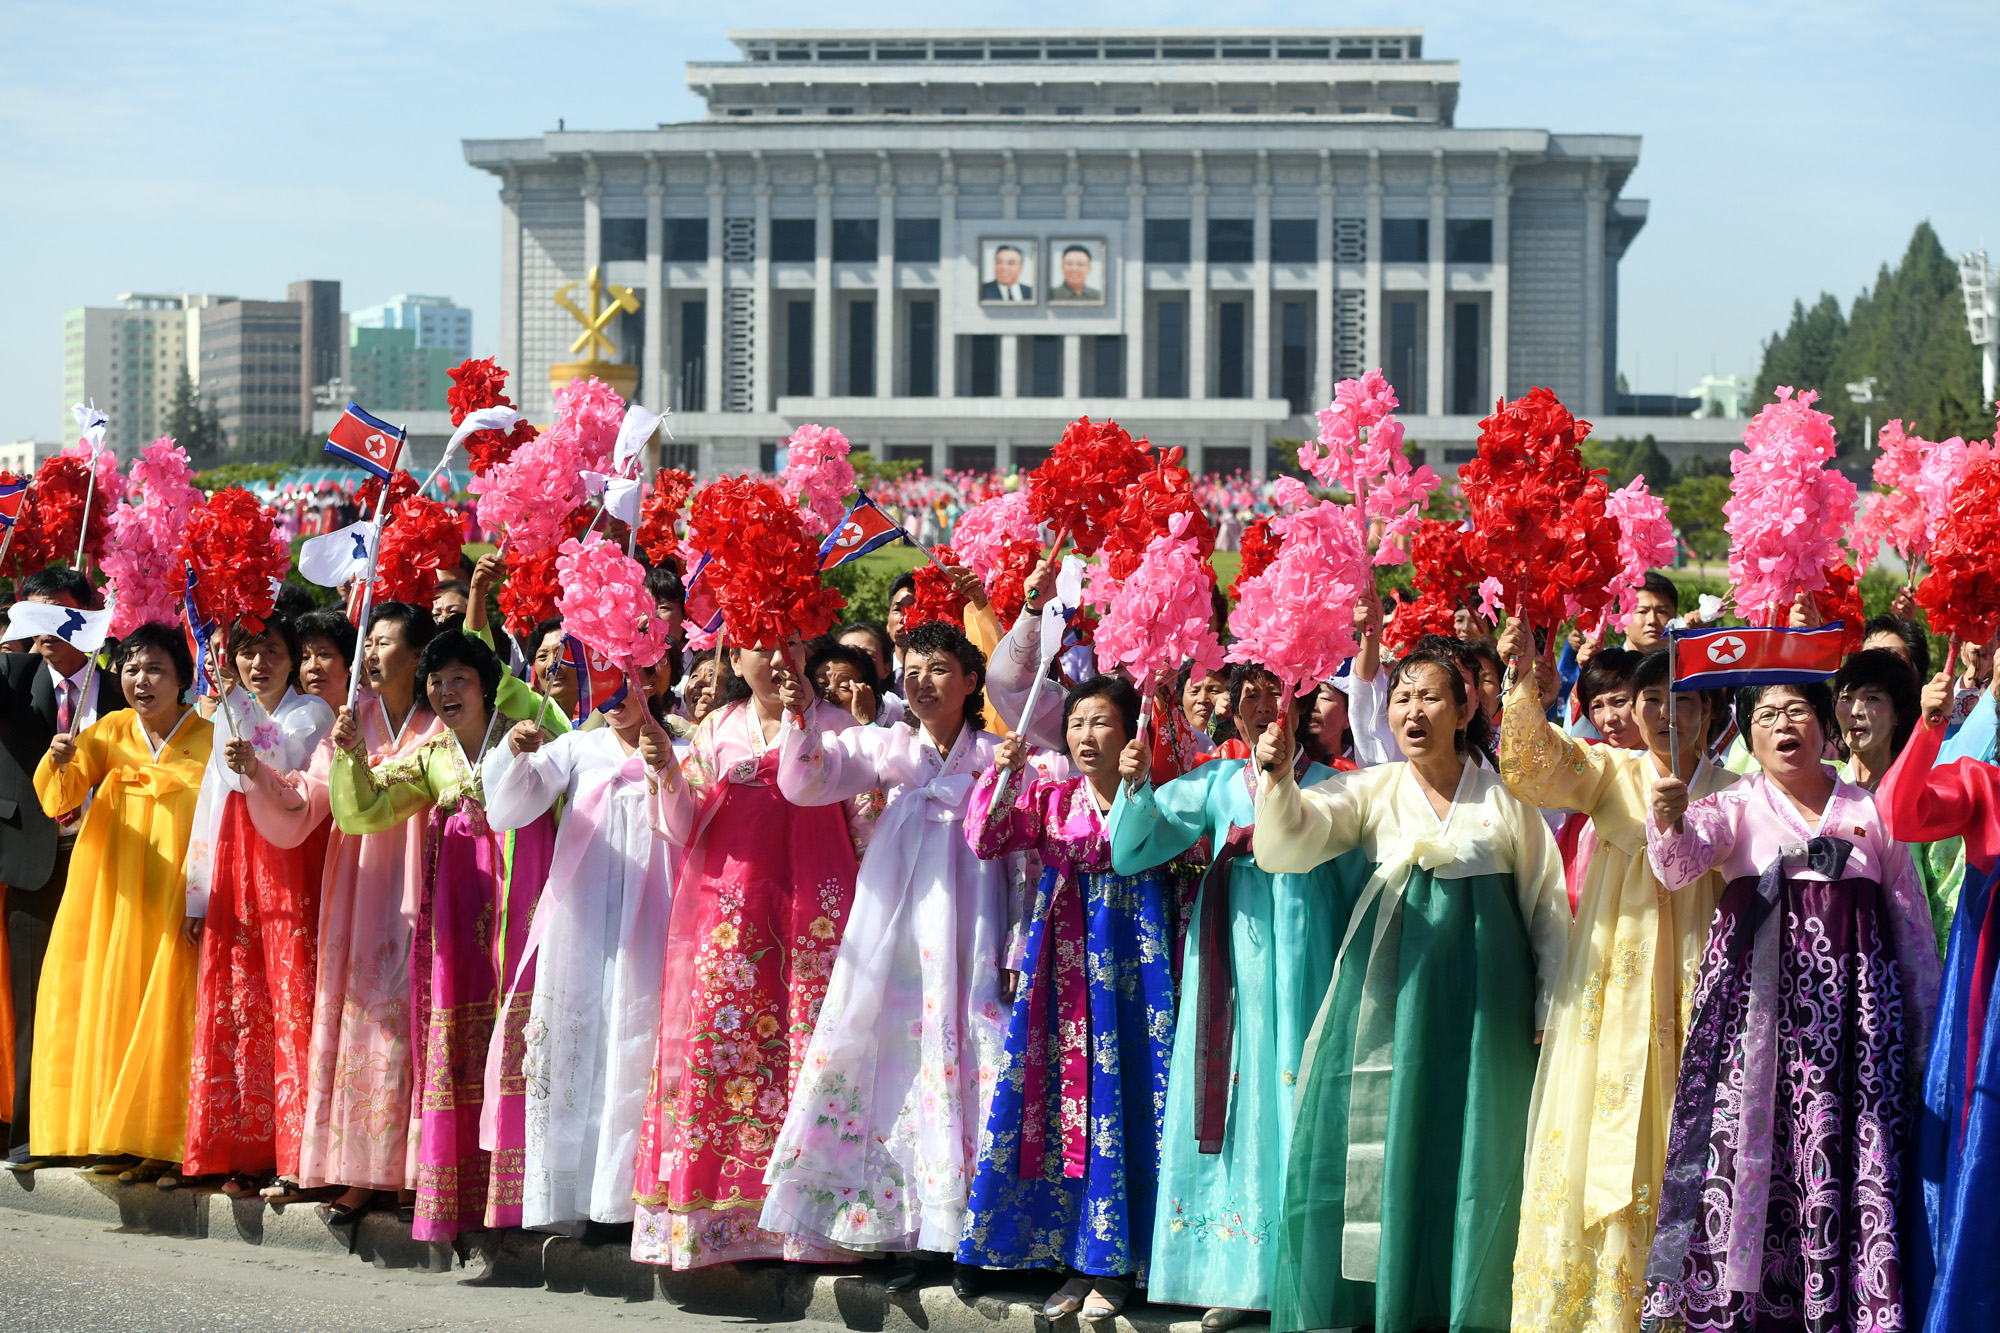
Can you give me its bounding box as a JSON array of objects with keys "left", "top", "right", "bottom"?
[
  {"left": 323, "top": 403, "right": 407, "bottom": 482},
  {"left": 1669, "top": 622, "right": 1847, "bottom": 691},
  {"left": 564, "top": 634, "right": 629, "bottom": 723},
  {"left": 818, "top": 494, "right": 907, "bottom": 571},
  {"left": 0, "top": 476, "right": 25, "bottom": 530}
]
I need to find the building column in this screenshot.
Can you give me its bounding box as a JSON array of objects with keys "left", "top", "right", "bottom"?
[
  {"left": 813, "top": 151, "right": 833, "bottom": 399},
  {"left": 1490, "top": 150, "right": 1511, "bottom": 408},
  {"left": 704, "top": 152, "right": 724, "bottom": 418},
  {"left": 1000, "top": 332, "right": 1019, "bottom": 399},
  {"left": 1426, "top": 148, "right": 1447, "bottom": 416},
  {"left": 938, "top": 151, "right": 958, "bottom": 399},
  {"left": 1064, "top": 334, "right": 1081, "bottom": 397},
  {"left": 1364, "top": 149, "right": 1383, "bottom": 376},
  {"left": 1189, "top": 151, "right": 1208, "bottom": 400},
  {"left": 581, "top": 153, "right": 603, "bottom": 274},
  {"left": 876, "top": 153, "right": 896, "bottom": 399},
  {"left": 1582, "top": 156, "right": 1608, "bottom": 416},
  {"left": 1000, "top": 149, "right": 1020, "bottom": 403},
  {"left": 1252, "top": 149, "right": 1273, "bottom": 403},
  {"left": 499, "top": 168, "right": 523, "bottom": 383},
  {"left": 1126, "top": 151, "right": 1147, "bottom": 398},
  {"left": 644, "top": 154, "right": 666, "bottom": 412},
  {"left": 752, "top": 151, "right": 772, "bottom": 412},
  {"left": 1314, "top": 150, "right": 1335, "bottom": 407}
]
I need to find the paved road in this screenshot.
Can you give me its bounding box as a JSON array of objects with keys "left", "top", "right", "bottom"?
[{"left": 0, "top": 1209, "right": 796, "bottom": 1333}]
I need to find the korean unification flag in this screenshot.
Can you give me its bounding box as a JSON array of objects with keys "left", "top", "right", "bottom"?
[
  {"left": 817, "top": 494, "right": 905, "bottom": 571},
  {"left": 3, "top": 599, "right": 115, "bottom": 654},
  {"left": 1669, "top": 623, "right": 1846, "bottom": 691},
  {"left": 0, "top": 476, "right": 26, "bottom": 530},
  {"left": 682, "top": 551, "right": 725, "bottom": 636},
  {"left": 297, "top": 519, "right": 378, "bottom": 587},
  {"left": 324, "top": 404, "right": 406, "bottom": 482},
  {"left": 564, "top": 634, "right": 629, "bottom": 723},
  {"left": 180, "top": 570, "right": 219, "bottom": 696}
]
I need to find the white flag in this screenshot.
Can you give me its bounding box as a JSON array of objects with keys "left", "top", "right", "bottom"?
[
  {"left": 298, "top": 520, "right": 377, "bottom": 588},
  {"left": 71, "top": 401, "right": 108, "bottom": 449},
  {"left": 613, "top": 404, "right": 662, "bottom": 470},
  {"left": 4, "top": 600, "right": 115, "bottom": 653}
]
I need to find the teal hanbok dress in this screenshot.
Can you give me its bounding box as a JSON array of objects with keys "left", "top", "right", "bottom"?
[{"left": 1106, "top": 756, "right": 1365, "bottom": 1312}]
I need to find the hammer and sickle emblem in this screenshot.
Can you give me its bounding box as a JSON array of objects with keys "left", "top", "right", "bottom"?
[{"left": 555, "top": 266, "right": 642, "bottom": 360}]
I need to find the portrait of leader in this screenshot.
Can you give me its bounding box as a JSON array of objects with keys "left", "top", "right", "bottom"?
[
  {"left": 1048, "top": 239, "right": 1106, "bottom": 305},
  {"left": 979, "top": 240, "right": 1036, "bottom": 303}
]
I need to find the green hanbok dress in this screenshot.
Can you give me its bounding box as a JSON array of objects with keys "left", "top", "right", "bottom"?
[
  {"left": 1106, "top": 756, "right": 1367, "bottom": 1313},
  {"left": 1252, "top": 758, "right": 1568, "bottom": 1333}
]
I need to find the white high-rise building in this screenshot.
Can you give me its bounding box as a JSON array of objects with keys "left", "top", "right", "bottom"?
[
  {"left": 61, "top": 292, "right": 234, "bottom": 457},
  {"left": 465, "top": 26, "right": 1741, "bottom": 475},
  {"left": 349, "top": 294, "right": 473, "bottom": 357}
]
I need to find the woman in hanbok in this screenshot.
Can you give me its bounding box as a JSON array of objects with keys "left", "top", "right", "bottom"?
[
  {"left": 1641, "top": 679, "right": 1940, "bottom": 1332},
  {"left": 1105, "top": 668, "right": 1362, "bottom": 1330},
  {"left": 293, "top": 607, "right": 354, "bottom": 710},
  {"left": 181, "top": 615, "right": 336, "bottom": 1198},
  {"left": 31, "top": 625, "right": 213, "bottom": 1180},
  {"left": 761, "top": 622, "right": 1012, "bottom": 1288},
  {"left": 1881, "top": 666, "right": 2000, "bottom": 1332},
  {"left": 630, "top": 644, "right": 866, "bottom": 1271},
  {"left": 1250, "top": 646, "right": 1568, "bottom": 1333},
  {"left": 327, "top": 628, "right": 564, "bottom": 1242},
  {"left": 958, "top": 675, "right": 1177, "bottom": 1323},
  {"left": 478, "top": 674, "right": 678, "bottom": 1234},
  {"left": 1494, "top": 635, "right": 1736, "bottom": 1333},
  {"left": 254, "top": 602, "right": 436, "bottom": 1221}
]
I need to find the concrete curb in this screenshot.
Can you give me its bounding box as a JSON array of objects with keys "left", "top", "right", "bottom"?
[{"left": 0, "top": 1167, "right": 1265, "bottom": 1333}]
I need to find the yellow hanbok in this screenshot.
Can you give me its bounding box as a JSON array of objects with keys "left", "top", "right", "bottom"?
[
  {"left": 31, "top": 708, "right": 212, "bottom": 1162},
  {"left": 1497, "top": 680, "right": 1735, "bottom": 1333}
]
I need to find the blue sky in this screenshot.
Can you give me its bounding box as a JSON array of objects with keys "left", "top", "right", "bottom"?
[{"left": 3, "top": 0, "right": 1994, "bottom": 443}]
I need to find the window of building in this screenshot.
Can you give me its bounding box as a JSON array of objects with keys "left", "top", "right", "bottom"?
[
  {"left": 968, "top": 335, "right": 998, "bottom": 397},
  {"left": 1390, "top": 105, "right": 1419, "bottom": 117},
  {"left": 1451, "top": 302, "right": 1482, "bottom": 415},
  {"left": 1382, "top": 219, "right": 1429, "bottom": 263},
  {"left": 1445, "top": 219, "right": 1493, "bottom": 264},
  {"left": 1388, "top": 300, "right": 1422, "bottom": 408},
  {"left": 950, "top": 445, "right": 996, "bottom": 473},
  {"left": 600, "top": 218, "right": 647, "bottom": 262},
  {"left": 1205, "top": 446, "right": 1251, "bottom": 476},
  {"left": 885, "top": 107, "right": 912, "bottom": 115},
  {"left": 726, "top": 107, "right": 754, "bottom": 116},
  {"left": 1230, "top": 105, "right": 1257, "bottom": 114},
  {"left": 771, "top": 218, "right": 816, "bottom": 262},
  {"left": 760, "top": 443, "right": 780, "bottom": 471},
  {"left": 1093, "top": 335, "right": 1123, "bottom": 396},
  {"left": 1270, "top": 219, "right": 1317, "bottom": 264},
  {"left": 1027, "top": 335, "right": 1062, "bottom": 397},
  {"left": 832, "top": 218, "right": 878, "bottom": 263},
  {"left": 849, "top": 300, "right": 875, "bottom": 395},
  {"left": 1173, "top": 104, "right": 1199, "bottom": 114},
  {"left": 827, "top": 106, "right": 854, "bottom": 115},
  {"left": 1014, "top": 446, "right": 1052, "bottom": 472},
  {"left": 1444, "top": 447, "right": 1476, "bottom": 464},
  {"left": 887, "top": 445, "right": 932, "bottom": 467},
  {"left": 661, "top": 442, "right": 699, "bottom": 471},
  {"left": 1340, "top": 104, "right": 1367, "bottom": 114},
  {"left": 1145, "top": 218, "right": 1191, "bottom": 264},
  {"left": 1218, "top": 301, "right": 1247, "bottom": 399},
  {"left": 1282, "top": 301, "right": 1311, "bottom": 413},
  {"left": 998, "top": 106, "right": 1026, "bottom": 115},
  {"left": 786, "top": 300, "right": 813, "bottom": 395},
  {"left": 776, "top": 107, "right": 802, "bottom": 116},
  {"left": 942, "top": 107, "right": 968, "bottom": 115},
  {"left": 666, "top": 218, "right": 709, "bottom": 263},
  {"left": 1057, "top": 105, "right": 1084, "bottom": 115},
  {"left": 908, "top": 300, "right": 937, "bottom": 396},
  {"left": 1156, "top": 300, "right": 1187, "bottom": 397},
  {"left": 895, "top": 217, "right": 941, "bottom": 262},
  {"left": 1114, "top": 106, "right": 1141, "bottom": 115},
  {"left": 678, "top": 301, "right": 706, "bottom": 412},
  {"left": 1208, "top": 218, "right": 1254, "bottom": 263}
]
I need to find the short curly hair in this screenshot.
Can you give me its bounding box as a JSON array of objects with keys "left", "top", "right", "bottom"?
[
  {"left": 900, "top": 621, "right": 988, "bottom": 733},
  {"left": 415, "top": 629, "right": 505, "bottom": 713}
]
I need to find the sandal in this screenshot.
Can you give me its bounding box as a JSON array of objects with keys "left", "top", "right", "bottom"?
[
  {"left": 90, "top": 1155, "right": 139, "bottom": 1175},
  {"left": 1081, "top": 1276, "right": 1131, "bottom": 1322},
  {"left": 1202, "top": 1310, "right": 1251, "bottom": 1331},
  {"left": 154, "top": 1170, "right": 184, "bottom": 1191},
  {"left": 117, "top": 1160, "right": 170, "bottom": 1185},
  {"left": 259, "top": 1178, "right": 308, "bottom": 1204},
  {"left": 1044, "top": 1277, "right": 1093, "bottom": 1320},
  {"left": 323, "top": 1186, "right": 375, "bottom": 1225},
  {"left": 221, "top": 1174, "right": 263, "bottom": 1199}
]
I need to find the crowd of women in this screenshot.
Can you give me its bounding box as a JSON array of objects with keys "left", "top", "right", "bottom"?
[{"left": 3, "top": 544, "right": 1996, "bottom": 1333}]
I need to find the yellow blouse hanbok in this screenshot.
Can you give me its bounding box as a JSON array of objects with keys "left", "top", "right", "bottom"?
[
  {"left": 31, "top": 707, "right": 213, "bottom": 1162},
  {"left": 1497, "top": 678, "right": 1736, "bottom": 1333}
]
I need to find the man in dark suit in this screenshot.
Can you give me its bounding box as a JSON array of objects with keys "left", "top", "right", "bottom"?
[
  {"left": 979, "top": 244, "right": 1033, "bottom": 302},
  {"left": 1, "top": 567, "right": 112, "bottom": 1169}
]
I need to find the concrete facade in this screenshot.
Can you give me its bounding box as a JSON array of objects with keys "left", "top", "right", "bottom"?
[
  {"left": 464, "top": 26, "right": 1703, "bottom": 477},
  {"left": 60, "top": 298, "right": 193, "bottom": 458},
  {"left": 198, "top": 300, "right": 304, "bottom": 447}
]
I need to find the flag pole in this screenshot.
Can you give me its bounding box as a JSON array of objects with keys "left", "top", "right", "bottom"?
[
  {"left": 344, "top": 482, "right": 394, "bottom": 712},
  {"left": 1667, "top": 630, "right": 1680, "bottom": 785},
  {"left": 72, "top": 454, "right": 99, "bottom": 567}
]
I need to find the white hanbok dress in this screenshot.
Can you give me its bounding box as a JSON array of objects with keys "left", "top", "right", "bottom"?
[
  {"left": 759, "top": 717, "right": 1016, "bottom": 1252},
  {"left": 480, "top": 728, "right": 675, "bottom": 1229}
]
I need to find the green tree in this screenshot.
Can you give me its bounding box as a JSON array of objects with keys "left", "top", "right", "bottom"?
[
  {"left": 1754, "top": 294, "right": 1847, "bottom": 409},
  {"left": 1664, "top": 473, "right": 1732, "bottom": 572},
  {"left": 1582, "top": 434, "right": 1675, "bottom": 489},
  {"left": 166, "top": 367, "right": 226, "bottom": 463}
]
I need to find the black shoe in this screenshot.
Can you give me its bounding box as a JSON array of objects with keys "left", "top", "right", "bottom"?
[
  {"left": 882, "top": 1253, "right": 925, "bottom": 1292},
  {"left": 951, "top": 1263, "right": 984, "bottom": 1300}
]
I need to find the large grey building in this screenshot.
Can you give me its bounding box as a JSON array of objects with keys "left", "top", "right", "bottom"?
[{"left": 465, "top": 27, "right": 1731, "bottom": 477}]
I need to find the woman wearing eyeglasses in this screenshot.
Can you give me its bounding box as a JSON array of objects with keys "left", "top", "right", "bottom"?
[{"left": 1642, "top": 680, "right": 1941, "bottom": 1332}]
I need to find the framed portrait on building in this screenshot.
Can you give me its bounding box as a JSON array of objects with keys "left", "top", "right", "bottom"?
[
  {"left": 1046, "top": 238, "right": 1107, "bottom": 306},
  {"left": 978, "top": 239, "right": 1038, "bottom": 305}
]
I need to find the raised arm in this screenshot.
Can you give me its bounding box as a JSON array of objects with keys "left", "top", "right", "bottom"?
[
  {"left": 33, "top": 719, "right": 111, "bottom": 819},
  {"left": 776, "top": 712, "right": 888, "bottom": 808},
  {"left": 482, "top": 729, "right": 576, "bottom": 833},
  {"left": 1251, "top": 764, "right": 1366, "bottom": 875},
  {"left": 1643, "top": 786, "right": 1739, "bottom": 891},
  {"left": 964, "top": 760, "right": 1048, "bottom": 861},
  {"left": 1107, "top": 763, "right": 1216, "bottom": 876},
  {"left": 328, "top": 746, "right": 434, "bottom": 835},
  {"left": 497, "top": 669, "right": 570, "bottom": 735},
  {"left": 1497, "top": 672, "right": 1616, "bottom": 816},
  {"left": 982, "top": 615, "right": 1065, "bottom": 752}
]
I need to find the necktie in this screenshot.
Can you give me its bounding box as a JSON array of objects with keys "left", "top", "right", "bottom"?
[{"left": 57, "top": 679, "right": 75, "bottom": 734}]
